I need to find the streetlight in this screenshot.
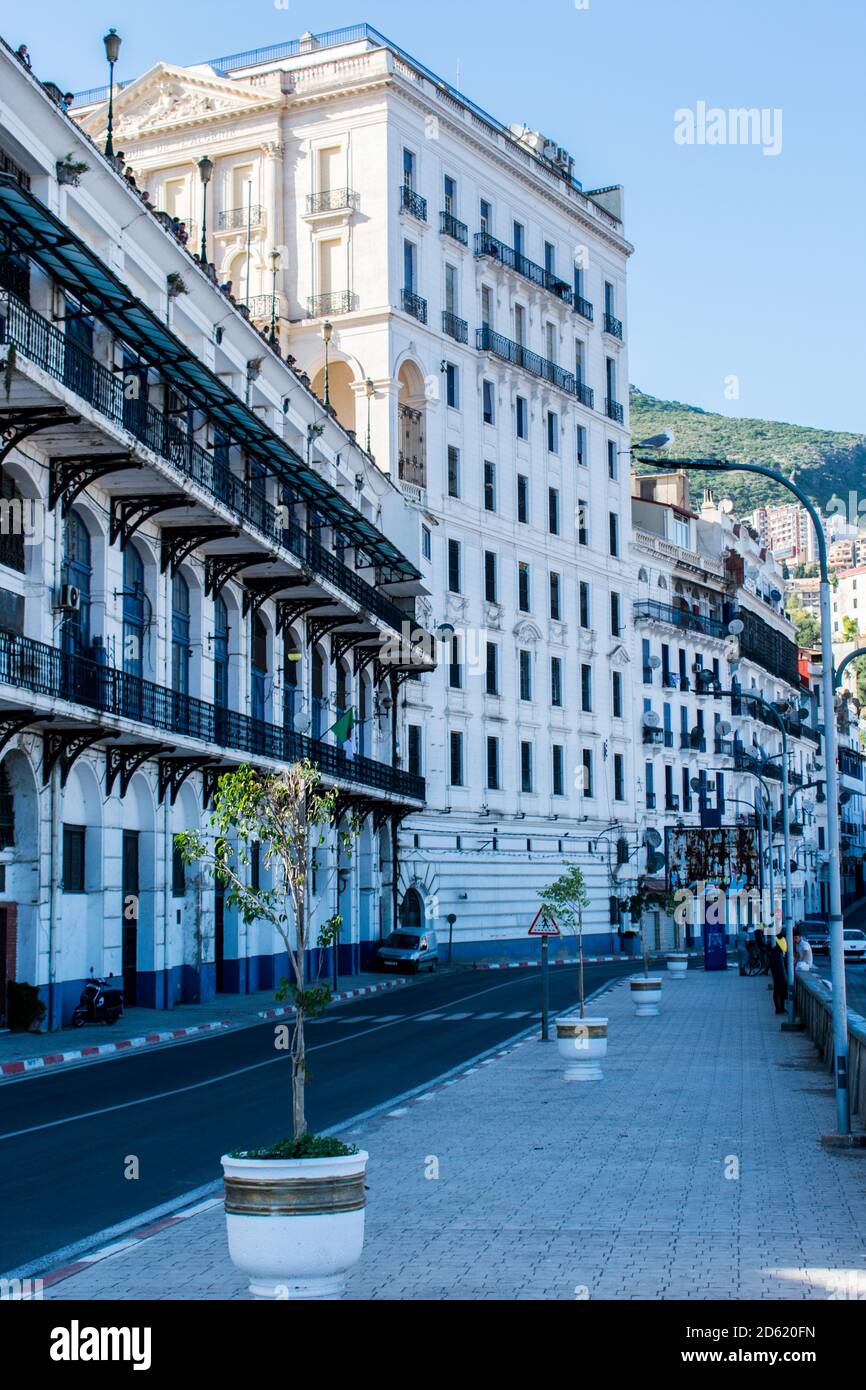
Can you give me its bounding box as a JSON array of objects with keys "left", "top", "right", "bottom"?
[
  {"left": 633, "top": 447, "right": 851, "bottom": 1135},
  {"left": 268, "top": 248, "right": 280, "bottom": 345},
  {"left": 197, "top": 155, "right": 214, "bottom": 266},
  {"left": 103, "top": 28, "right": 122, "bottom": 159},
  {"left": 321, "top": 320, "right": 333, "bottom": 409},
  {"left": 364, "top": 376, "right": 375, "bottom": 454}
]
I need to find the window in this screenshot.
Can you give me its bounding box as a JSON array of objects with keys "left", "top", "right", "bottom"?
[
  {"left": 443, "top": 174, "right": 456, "bottom": 212},
  {"left": 612, "top": 669, "right": 623, "bottom": 718},
  {"left": 0, "top": 474, "right": 26, "bottom": 573},
  {"left": 486, "top": 735, "right": 500, "bottom": 790},
  {"left": 486, "top": 641, "right": 499, "bottom": 696},
  {"left": 519, "top": 649, "right": 533, "bottom": 701},
  {"left": 610, "top": 591, "right": 622, "bottom": 636},
  {"left": 578, "top": 500, "right": 589, "bottom": 547},
  {"left": 548, "top": 487, "right": 560, "bottom": 535},
  {"left": 479, "top": 198, "right": 492, "bottom": 233},
  {"left": 250, "top": 842, "right": 261, "bottom": 893},
  {"left": 447, "top": 445, "right": 460, "bottom": 497},
  {"left": 481, "top": 284, "right": 492, "bottom": 328},
  {"left": 513, "top": 220, "right": 525, "bottom": 256},
  {"left": 446, "top": 362, "right": 460, "bottom": 408},
  {"left": 516, "top": 395, "right": 528, "bottom": 439},
  {"left": 544, "top": 240, "right": 556, "bottom": 275},
  {"left": 408, "top": 724, "right": 422, "bottom": 776},
  {"left": 575, "top": 338, "right": 585, "bottom": 384},
  {"left": 484, "top": 549, "right": 498, "bottom": 603},
  {"left": 576, "top": 424, "right": 587, "bottom": 467},
  {"left": 579, "top": 581, "right": 590, "bottom": 628},
  {"left": 517, "top": 474, "right": 529, "bottom": 523},
  {"left": 682, "top": 766, "right": 692, "bottom": 813},
  {"left": 604, "top": 279, "right": 615, "bottom": 316},
  {"left": 403, "top": 147, "right": 416, "bottom": 188},
  {"left": 645, "top": 760, "right": 655, "bottom": 806},
  {"left": 520, "top": 740, "right": 533, "bottom": 793},
  {"left": 448, "top": 538, "right": 461, "bottom": 593},
  {"left": 421, "top": 524, "right": 432, "bottom": 561},
  {"left": 62, "top": 824, "right": 86, "bottom": 892},
  {"left": 545, "top": 321, "right": 557, "bottom": 363},
  {"left": 607, "top": 440, "right": 618, "bottom": 480},
  {"left": 614, "top": 753, "right": 625, "bottom": 802},
  {"left": 482, "top": 379, "right": 495, "bottom": 425},
  {"left": 581, "top": 748, "right": 594, "bottom": 797},
  {"left": 449, "top": 635, "right": 462, "bottom": 689},
  {"left": 513, "top": 303, "right": 526, "bottom": 345},
  {"left": 609, "top": 511, "right": 619, "bottom": 557},
  {"left": 403, "top": 238, "right": 416, "bottom": 292},
  {"left": 547, "top": 410, "right": 559, "bottom": 453},
  {"left": 484, "top": 460, "right": 496, "bottom": 512},
  {"left": 444, "top": 262, "right": 458, "bottom": 315},
  {"left": 172, "top": 837, "right": 186, "bottom": 896},
  {"left": 674, "top": 515, "right": 690, "bottom": 549},
  {"left": 642, "top": 637, "right": 652, "bottom": 682},
  {"left": 449, "top": 730, "right": 464, "bottom": 786},
  {"left": 552, "top": 744, "right": 565, "bottom": 797},
  {"left": 581, "top": 663, "right": 593, "bottom": 712},
  {"left": 549, "top": 571, "right": 561, "bottom": 620},
  {"left": 518, "top": 561, "right": 531, "bottom": 612},
  {"left": 551, "top": 656, "right": 563, "bottom": 707}
]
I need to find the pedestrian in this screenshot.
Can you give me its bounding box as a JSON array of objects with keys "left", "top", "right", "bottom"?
[
  {"left": 15, "top": 45, "right": 32, "bottom": 70},
  {"left": 793, "top": 928, "right": 813, "bottom": 974},
  {"left": 768, "top": 930, "right": 788, "bottom": 1014},
  {"left": 736, "top": 926, "right": 750, "bottom": 976}
]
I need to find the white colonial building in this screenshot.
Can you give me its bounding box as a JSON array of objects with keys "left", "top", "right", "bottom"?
[
  {"left": 77, "top": 23, "right": 637, "bottom": 959},
  {"left": 0, "top": 35, "right": 434, "bottom": 1027}
]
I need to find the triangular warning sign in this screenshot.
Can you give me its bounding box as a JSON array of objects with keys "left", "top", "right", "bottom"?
[{"left": 528, "top": 907, "right": 560, "bottom": 936}]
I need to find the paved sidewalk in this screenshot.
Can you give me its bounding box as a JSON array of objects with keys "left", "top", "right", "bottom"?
[
  {"left": 41, "top": 966, "right": 866, "bottom": 1300},
  {"left": 0, "top": 972, "right": 407, "bottom": 1077}
]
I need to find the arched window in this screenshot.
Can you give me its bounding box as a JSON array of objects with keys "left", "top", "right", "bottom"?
[
  {"left": 213, "top": 595, "right": 229, "bottom": 710},
  {"left": 122, "top": 545, "right": 146, "bottom": 678},
  {"left": 0, "top": 760, "right": 14, "bottom": 848},
  {"left": 312, "top": 646, "right": 325, "bottom": 739},
  {"left": 400, "top": 888, "right": 422, "bottom": 930},
  {"left": 171, "top": 572, "right": 190, "bottom": 695},
  {"left": 335, "top": 661, "right": 349, "bottom": 717},
  {"left": 0, "top": 474, "right": 26, "bottom": 575},
  {"left": 637, "top": 567, "right": 648, "bottom": 583},
  {"left": 283, "top": 631, "right": 300, "bottom": 728},
  {"left": 250, "top": 614, "right": 267, "bottom": 722},
  {"left": 62, "top": 509, "right": 91, "bottom": 656}
]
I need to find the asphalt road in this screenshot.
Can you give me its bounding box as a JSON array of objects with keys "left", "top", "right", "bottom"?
[{"left": 0, "top": 958, "right": 640, "bottom": 1275}]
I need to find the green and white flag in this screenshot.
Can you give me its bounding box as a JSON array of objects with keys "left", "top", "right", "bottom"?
[{"left": 328, "top": 707, "right": 356, "bottom": 758}]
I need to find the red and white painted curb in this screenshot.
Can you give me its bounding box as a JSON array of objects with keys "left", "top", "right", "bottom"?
[
  {"left": 1, "top": 978, "right": 409, "bottom": 1080},
  {"left": 37, "top": 1196, "right": 224, "bottom": 1291},
  {"left": 474, "top": 952, "right": 704, "bottom": 970}
]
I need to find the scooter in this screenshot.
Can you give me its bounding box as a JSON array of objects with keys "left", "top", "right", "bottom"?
[{"left": 71, "top": 974, "right": 124, "bottom": 1028}]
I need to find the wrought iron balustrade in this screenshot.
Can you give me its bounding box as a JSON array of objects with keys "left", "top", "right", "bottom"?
[
  {"left": 439, "top": 210, "right": 468, "bottom": 245},
  {"left": 474, "top": 231, "right": 572, "bottom": 301},
  {"left": 399, "top": 185, "right": 427, "bottom": 221}
]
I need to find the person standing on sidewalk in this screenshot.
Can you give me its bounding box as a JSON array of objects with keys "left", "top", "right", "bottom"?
[
  {"left": 769, "top": 930, "right": 788, "bottom": 1014},
  {"left": 793, "top": 928, "right": 813, "bottom": 974},
  {"left": 736, "top": 927, "right": 750, "bottom": 976}
]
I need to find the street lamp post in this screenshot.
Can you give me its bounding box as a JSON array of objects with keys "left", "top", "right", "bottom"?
[
  {"left": 268, "top": 248, "right": 280, "bottom": 345},
  {"left": 321, "top": 320, "right": 333, "bottom": 410},
  {"left": 197, "top": 155, "right": 214, "bottom": 267},
  {"left": 103, "top": 28, "right": 122, "bottom": 159},
  {"left": 635, "top": 451, "right": 850, "bottom": 1133}
]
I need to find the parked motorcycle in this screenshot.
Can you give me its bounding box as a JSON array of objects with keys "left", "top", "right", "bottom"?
[{"left": 71, "top": 975, "right": 124, "bottom": 1028}]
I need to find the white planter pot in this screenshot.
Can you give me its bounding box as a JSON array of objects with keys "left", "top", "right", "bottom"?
[
  {"left": 630, "top": 975, "right": 663, "bottom": 1016},
  {"left": 555, "top": 1015, "right": 608, "bottom": 1081},
  {"left": 666, "top": 953, "right": 689, "bottom": 978},
  {"left": 221, "top": 1150, "right": 368, "bottom": 1299}
]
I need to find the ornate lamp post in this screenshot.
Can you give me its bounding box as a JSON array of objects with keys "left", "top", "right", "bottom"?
[
  {"left": 268, "top": 248, "right": 280, "bottom": 345},
  {"left": 197, "top": 155, "right": 214, "bottom": 266},
  {"left": 365, "top": 376, "right": 375, "bottom": 454},
  {"left": 103, "top": 28, "right": 122, "bottom": 159},
  {"left": 321, "top": 320, "right": 333, "bottom": 410}
]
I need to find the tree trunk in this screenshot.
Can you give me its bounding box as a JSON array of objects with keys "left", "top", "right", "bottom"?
[
  {"left": 578, "top": 909, "right": 585, "bottom": 1019},
  {"left": 291, "top": 1008, "right": 306, "bottom": 1138}
]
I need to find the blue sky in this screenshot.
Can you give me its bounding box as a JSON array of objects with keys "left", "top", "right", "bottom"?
[{"left": 9, "top": 0, "right": 864, "bottom": 434}]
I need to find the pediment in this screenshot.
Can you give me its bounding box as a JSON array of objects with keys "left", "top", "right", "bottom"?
[
  {"left": 75, "top": 63, "right": 278, "bottom": 142},
  {"left": 609, "top": 643, "right": 631, "bottom": 667}
]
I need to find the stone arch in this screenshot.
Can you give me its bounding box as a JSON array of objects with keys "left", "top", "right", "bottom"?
[
  {"left": 310, "top": 358, "right": 356, "bottom": 433},
  {"left": 395, "top": 358, "right": 428, "bottom": 489}
]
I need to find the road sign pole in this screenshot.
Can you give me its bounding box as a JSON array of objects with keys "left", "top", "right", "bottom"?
[{"left": 541, "top": 933, "right": 550, "bottom": 1040}]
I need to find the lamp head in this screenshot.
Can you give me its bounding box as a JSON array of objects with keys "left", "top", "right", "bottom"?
[
  {"left": 197, "top": 154, "right": 214, "bottom": 185},
  {"left": 103, "top": 28, "right": 122, "bottom": 65},
  {"left": 322, "top": 319, "right": 333, "bottom": 345}
]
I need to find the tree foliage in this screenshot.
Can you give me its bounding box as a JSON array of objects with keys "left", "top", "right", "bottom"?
[{"left": 539, "top": 866, "right": 590, "bottom": 1017}]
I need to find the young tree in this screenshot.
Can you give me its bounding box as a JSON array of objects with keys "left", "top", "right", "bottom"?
[
  {"left": 538, "top": 865, "right": 590, "bottom": 1017},
  {"left": 177, "top": 761, "right": 354, "bottom": 1139}
]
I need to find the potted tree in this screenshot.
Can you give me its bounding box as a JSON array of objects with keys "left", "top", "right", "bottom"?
[
  {"left": 178, "top": 761, "right": 364, "bottom": 1299},
  {"left": 626, "top": 880, "right": 666, "bottom": 1015},
  {"left": 539, "top": 866, "right": 608, "bottom": 1082}
]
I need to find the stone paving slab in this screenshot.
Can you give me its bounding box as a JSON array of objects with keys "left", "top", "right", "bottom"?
[{"left": 42, "top": 967, "right": 866, "bottom": 1300}]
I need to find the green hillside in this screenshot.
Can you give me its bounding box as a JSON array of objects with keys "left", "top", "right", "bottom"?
[{"left": 629, "top": 387, "right": 866, "bottom": 518}]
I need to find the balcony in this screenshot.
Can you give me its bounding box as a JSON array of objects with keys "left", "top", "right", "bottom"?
[
  {"left": 399, "top": 185, "right": 427, "bottom": 222},
  {"left": 218, "top": 205, "right": 265, "bottom": 231},
  {"left": 665, "top": 793, "right": 680, "bottom": 811},
  {"left": 439, "top": 210, "right": 468, "bottom": 245},
  {"left": 574, "top": 378, "right": 595, "bottom": 409},
  {"left": 241, "top": 294, "right": 279, "bottom": 323},
  {"left": 0, "top": 631, "right": 424, "bottom": 803},
  {"left": 680, "top": 732, "right": 707, "bottom": 752},
  {"left": 306, "top": 290, "right": 355, "bottom": 318},
  {"left": 476, "top": 324, "right": 585, "bottom": 399},
  {"left": 474, "top": 231, "right": 572, "bottom": 302},
  {"left": 573, "top": 294, "right": 594, "bottom": 322},
  {"left": 646, "top": 791, "right": 657, "bottom": 809},
  {"left": 634, "top": 600, "right": 729, "bottom": 641},
  {"left": 442, "top": 310, "right": 468, "bottom": 343},
  {"left": 605, "top": 396, "right": 625, "bottom": 423},
  {"left": 306, "top": 188, "right": 358, "bottom": 215},
  {"left": 0, "top": 291, "right": 410, "bottom": 635},
  {"left": 643, "top": 727, "right": 663, "bottom": 746},
  {"left": 603, "top": 312, "right": 623, "bottom": 340},
  {"left": 402, "top": 289, "right": 427, "bottom": 323}
]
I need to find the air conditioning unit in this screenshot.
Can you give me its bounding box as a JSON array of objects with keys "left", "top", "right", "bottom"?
[{"left": 57, "top": 584, "right": 80, "bottom": 612}]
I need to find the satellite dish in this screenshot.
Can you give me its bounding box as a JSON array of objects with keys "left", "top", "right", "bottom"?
[
  {"left": 293, "top": 711, "right": 311, "bottom": 734},
  {"left": 690, "top": 776, "right": 702, "bottom": 792},
  {"left": 770, "top": 589, "right": 782, "bottom": 603},
  {"left": 642, "top": 710, "right": 661, "bottom": 728},
  {"left": 717, "top": 720, "right": 732, "bottom": 736},
  {"left": 719, "top": 498, "right": 735, "bottom": 514},
  {"left": 645, "top": 828, "right": 662, "bottom": 849},
  {"left": 648, "top": 655, "right": 662, "bottom": 669},
  {"left": 634, "top": 429, "right": 675, "bottom": 452},
  {"left": 727, "top": 618, "right": 744, "bottom": 636}
]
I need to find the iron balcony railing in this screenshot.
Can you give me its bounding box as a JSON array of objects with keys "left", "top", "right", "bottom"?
[
  {"left": 218, "top": 205, "right": 266, "bottom": 231},
  {"left": 646, "top": 791, "right": 657, "bottom": 809},
  {"left": 399, "top": 185, "right": 428, "bottom": 222},
  {"left": 241, "top": 294, "right": 279, "bottom": 322},
  {"left": 0, "top": 291, "right": 407, "bottom": 634},
  {"left": 402, "top": 289, "right": 427, "bottom": 323},
  {"left": 474, "top": 231, "right": 572, "bottom": 302},
  {"left": 839, "top": 747, "right": 865, "bottom": 781},
  {"left": 633, "top": 600, "right": 729, "bottom": 641},
  {"left": 0, "top": 630, "right": 424, "bottom": 802},
  {"left": 306, "top": 290, "right": 355, "bottom": 317},
  {"left": 476, "top": 324, "right": 584, "bottom": 398},
  {"left": 604, "top": 312, "right": 623, "bottom": 339},
  {"left": 643, "top": 727, "right": 663, "bottom": 745},
  {"left": 574, "top": 294, "right": 594, "bottom": 322},
  {"left": 733, "top": 749, "right": 782, "bottom": 782},
  {"left": 574, "top": 378, "right": 595, "bottom": 409},
  {"left": 439, "top": 210, "right": 468, "bottom": 245},
  {"left": 605, "top": 396, "right": 625, "bottom": 423},
  {"left": 306, "top": 188, "right": 359, "bottom": 214},
  {"left": 442, "top": 310, "right": 468, "bottom": 343}
]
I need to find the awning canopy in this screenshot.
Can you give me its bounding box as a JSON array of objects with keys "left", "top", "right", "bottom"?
[{"left": 0, "top": 173, "right": 418, "bottom": 580}]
